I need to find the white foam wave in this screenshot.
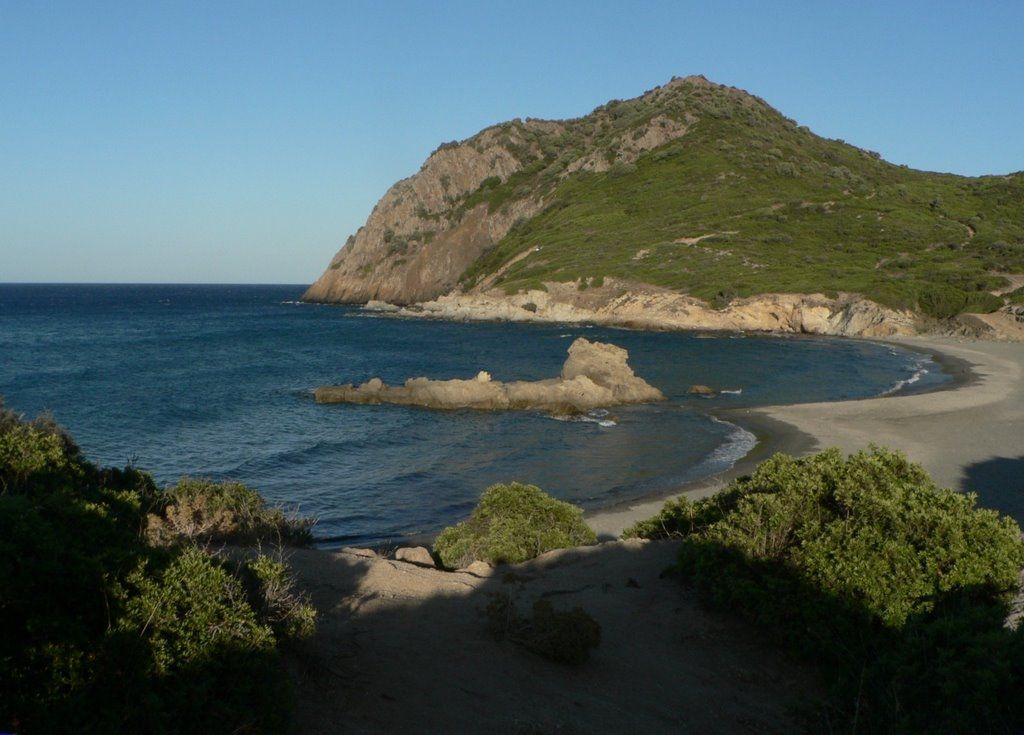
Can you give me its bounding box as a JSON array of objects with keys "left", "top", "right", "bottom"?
[
  {"left": 882, "top": 365, "right": 929, "bottom": 396},
  {"left": 704, "top": 416, "right": 757, "bottom": 466},
  {"left": 719, "top": 389, "right": 743, "bottom": 395},
  {"left": 548, "top": 410, "right": 616, "bottom": 427}
]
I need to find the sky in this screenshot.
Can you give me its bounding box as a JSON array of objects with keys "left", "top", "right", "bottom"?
[{"left": 2, "top": 1, "right": 1022, "bottom": 284}]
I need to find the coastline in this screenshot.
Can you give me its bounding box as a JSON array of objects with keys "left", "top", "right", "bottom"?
[{"left": 588, "top": 335, "right": 1024, "bottom": 538}]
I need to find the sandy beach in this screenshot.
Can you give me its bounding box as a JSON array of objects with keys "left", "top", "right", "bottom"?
[{"left": 590, "top": 335, "right": 1024, "bottom": 537}]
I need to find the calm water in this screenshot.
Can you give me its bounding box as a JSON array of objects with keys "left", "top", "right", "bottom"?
[{"left": 0, "top": 284, "right": 949, "bottom": 546}]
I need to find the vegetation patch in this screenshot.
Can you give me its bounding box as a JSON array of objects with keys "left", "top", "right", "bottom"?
[
  {"left": 433, "top": 482, "right": 596, "bottom": 568},
  {"left": 146, "top": 477, "right": 314, "bottom": 546},
  {"left": 485, "top": 592, "right": 601, "bottom": 665},
  {"left": 0, "top": 398, "right": 315, "bottom": 734},
  {"left": 627, "top": 447, "right": 1024, "bottom": 733}
]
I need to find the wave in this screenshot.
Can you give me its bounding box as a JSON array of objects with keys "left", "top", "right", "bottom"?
[
  {"left": 883, "top": 368, "right": 928, "bottom": 395},
  {"left": 882, "top": 364, "right": 929, "bottom": 396},
  {"left": 548, "top": 409, "right": 617, "bottom": 427},
  {"left": 719, "top": 389, "right": 743, "bottom": 395},
  {"left": 701, "top": 416, "right": 758, "bottom": 469}
]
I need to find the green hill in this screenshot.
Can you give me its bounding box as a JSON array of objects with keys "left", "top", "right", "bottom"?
[{"left": 306, "top": 76, "right": 1024, "bottom": 322}]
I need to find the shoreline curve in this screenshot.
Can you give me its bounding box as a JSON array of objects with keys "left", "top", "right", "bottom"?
[{"left": 588, "top": 335, "right": 1024, "bottom": 538}]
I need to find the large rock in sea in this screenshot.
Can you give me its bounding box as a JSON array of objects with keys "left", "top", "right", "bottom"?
[{"left": 314, "top": 338, "right": 664, "bottom": 412}]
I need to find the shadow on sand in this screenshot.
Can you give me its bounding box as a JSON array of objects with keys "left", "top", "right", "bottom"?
[
  {"left": 278, "top": 539, "right": 820, "bottom": 735},
  {"left": 962, "top": 456, "right": 1024, "bottom": 526}
]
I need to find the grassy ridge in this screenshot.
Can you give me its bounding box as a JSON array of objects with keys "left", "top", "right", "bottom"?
[{"left": 453, "top": 79, "right": 1024, "bottom": 316}]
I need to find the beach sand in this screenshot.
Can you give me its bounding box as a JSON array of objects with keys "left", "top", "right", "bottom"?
[{"left": 589, "top": 336, "right": 1024, "bottom": 537}]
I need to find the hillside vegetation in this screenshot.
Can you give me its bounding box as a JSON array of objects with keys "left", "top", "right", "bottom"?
[
  {"left": 627, "top": 447, "right": 1024, "bottom": 733},
  {"left": 308, "top": 76, "right": 1024, "bottom": 321},
  {"left": 456, "top": 80, "right": 1024, "bottom": 315}
]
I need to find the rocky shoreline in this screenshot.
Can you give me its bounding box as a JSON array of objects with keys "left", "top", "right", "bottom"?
[{"left": 355, "top": 279, "right": 1024, "bottom": 341}]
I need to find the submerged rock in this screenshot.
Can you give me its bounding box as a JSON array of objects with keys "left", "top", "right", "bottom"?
[
  {"left": 687, "top": 384, "right": 717, "bottom": 396},
  {"left": 314, "top": 338, "right": 664, "bottom": 412}
]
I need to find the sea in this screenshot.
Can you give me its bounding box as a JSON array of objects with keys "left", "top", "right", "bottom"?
[{"left": 0, "top": 283, "right": 950, "bottom": 546}]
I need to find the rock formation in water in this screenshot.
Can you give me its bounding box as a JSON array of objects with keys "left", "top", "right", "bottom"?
[{"left": 314, "top": 338, "right": 664, "bottom": 412}]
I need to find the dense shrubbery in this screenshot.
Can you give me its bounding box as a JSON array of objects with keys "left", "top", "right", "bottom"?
[
  {"left": 918, "top": 284, "right": 1004, "bottom": 319},
  {"left": 433, "top": 482, "right": 596, "bottom": 568},
  {"left": 627, "top": 448, "right": 1024, "bottom": 733},
  {"left": 147, "top": 476, "right": 314, "bottom": 546},
  {"left": 0, "top": 399, "right": 315, "bottom": 734}
]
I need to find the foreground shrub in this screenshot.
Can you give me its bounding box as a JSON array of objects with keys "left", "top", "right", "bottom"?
[
  {"left": 146, "top": 477, "right": 314, "bottom": 546},
  {"left": 485, "top": 593, "right": 601, "bottom": 665},
  {"left": 244, "top": 553, "right": 318, "bottom": 639},
  {"left": 629, "top": 447, "right": 1024, "bottom": 732},
  {"left": 0, "top": 400, "right": 315, "bottom": 734},
  {"left": 434, "top": 482, "right": 596, "bottom": 568}
]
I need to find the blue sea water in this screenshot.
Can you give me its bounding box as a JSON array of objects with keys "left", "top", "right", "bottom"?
[{"left": 0, "top": 284, "right": 950, "bottom": 546}]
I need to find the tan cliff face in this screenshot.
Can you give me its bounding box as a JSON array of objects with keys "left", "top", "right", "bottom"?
[
  {"left": 302, "top": 124, "right": 547, "bottom": 304},
  {"left": 302, "top": 79, "right": 703, "bottom": 305}
]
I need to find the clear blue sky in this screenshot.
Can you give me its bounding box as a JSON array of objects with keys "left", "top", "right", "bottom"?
[{"left": 2, "top": 1, "right": 1022, "bottom": 284}]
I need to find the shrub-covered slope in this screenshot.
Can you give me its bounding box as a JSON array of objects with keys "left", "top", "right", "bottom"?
[
  {"left": 0, "top": 400, "right": 315, "bottom": 734},
  {"left": 306, "top": 76, "right": 1024, "bottom": 320}
]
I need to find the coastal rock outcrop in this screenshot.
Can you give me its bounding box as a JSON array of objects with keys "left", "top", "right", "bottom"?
[
  {"left": 314, "top": 338, "right": 664, "bottom": 412},
  {"left": 375, "top": 280, "right": 920, "bottom": 338}
]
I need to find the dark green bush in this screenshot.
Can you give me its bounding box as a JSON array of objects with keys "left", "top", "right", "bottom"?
[
  {"left": 628, "top": 447, "right": 1024, "bottom": 732},
  {"left": 485, "top": 593, "right": 601, "bottom": 665},
  {"left": 119, "top": 547, "right": 275, "bottom": 673},
  {"left": 0, "top": 400, "right": 315, "bottom": 734},
  {"left": 917, "top": 284, "right": 1002, "bottom": 319},
  {"left": 433, "top": 482, "right": 596, "bottom": 568},
  {"left": 962, "top": 290, "right": 1006, "bottom": 314}
]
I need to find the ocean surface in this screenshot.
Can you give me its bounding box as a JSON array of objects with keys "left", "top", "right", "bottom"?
[{"left": 0, "top": 284, "right": 950, "bottom": 546}]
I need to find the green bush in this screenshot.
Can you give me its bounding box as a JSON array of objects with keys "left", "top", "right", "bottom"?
[
  {"left": 0, "top": 400, "right": 315, "bottom": 733},
  {"left": 433, "top": 482, "right": 597, "bottom": 568},
  {"left": 119, "top": 548, "right": 275, "bottom": 673},
  {"left": 917, "top": 284, "right": 1003, "bottom": 319},
  {"left": 962, "top": 290, "right": 1006, "bottom": 314},
  {"left": 245, "top": 554, "right": 318, "bottom": 639},
  {"left": 147, "top": 477, "right": 314, "bottom": 546},
  {"left": 628, "top": 447, "right": 1024, "bottom": 732}
]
